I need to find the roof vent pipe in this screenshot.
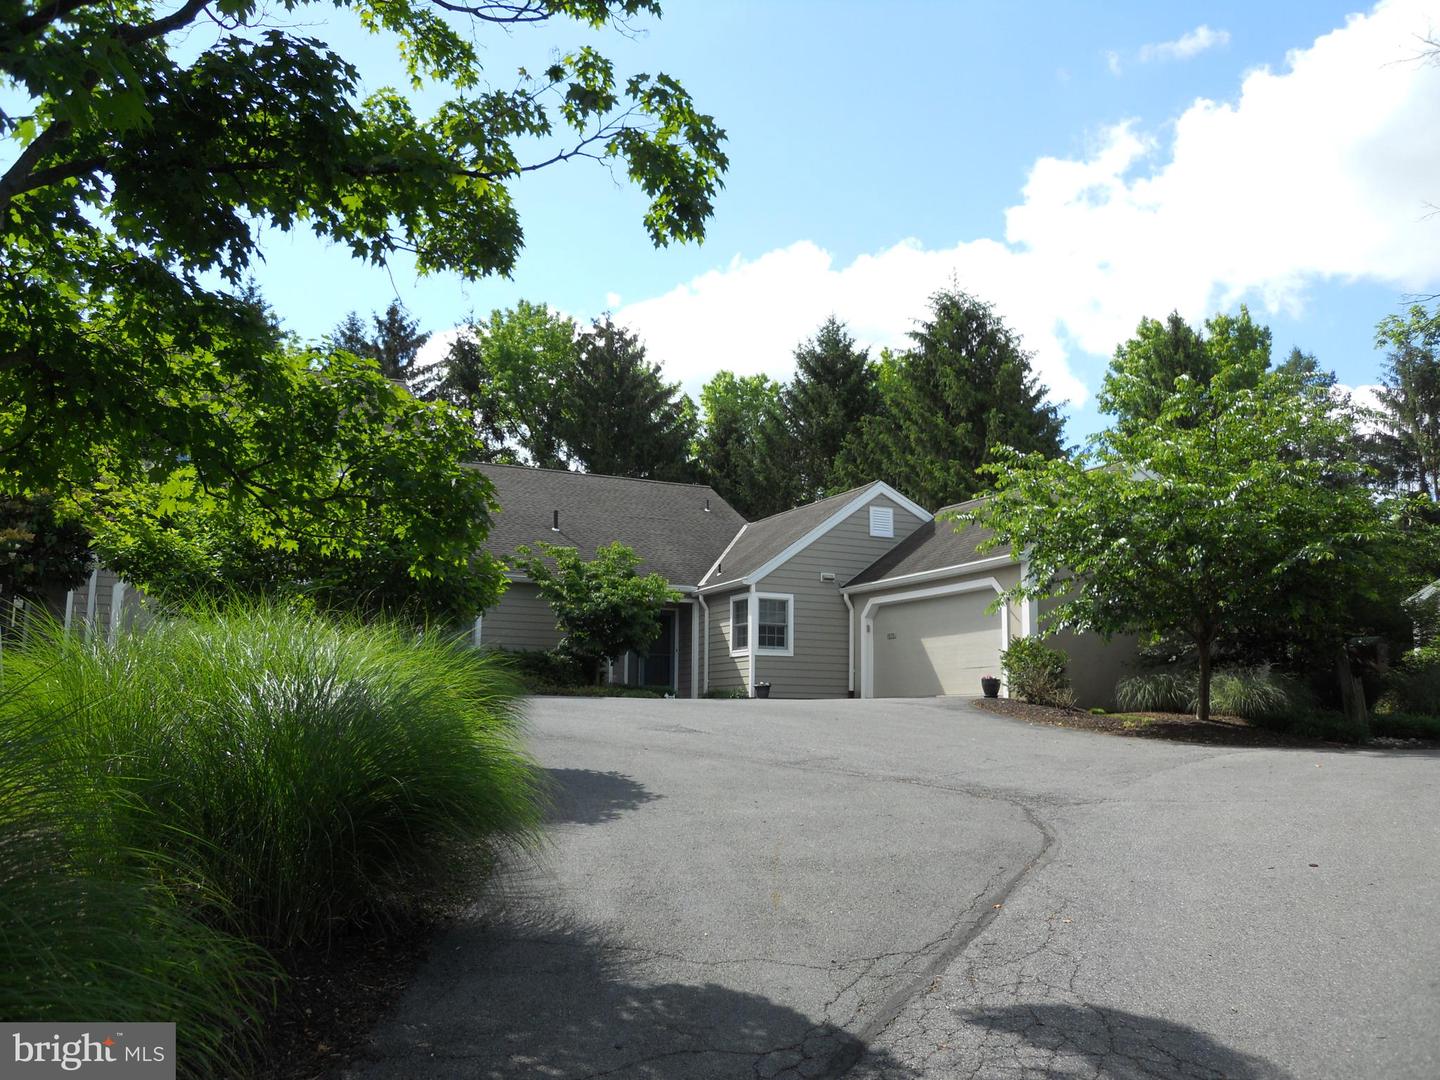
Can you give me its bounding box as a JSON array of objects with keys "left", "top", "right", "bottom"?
[
  {"left": 705, "top": 498, "right": 711, "bottom": 512},
  {"left": 552, "top": 509, "right": 560, "bottom": 531}
]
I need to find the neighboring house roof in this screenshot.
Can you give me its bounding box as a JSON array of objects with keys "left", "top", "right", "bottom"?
[
  {"left": 1410, "top": 579, "right": 1440, "bottom": 605},
  {"left": 474, "top": 464, "right": 746, "bottom": 588},
  {"left": 699, "top": 481, "right": 930, "bottom": 591},
  {"left": 843, "top": 498, "right": 1005, "bottom": 589}
]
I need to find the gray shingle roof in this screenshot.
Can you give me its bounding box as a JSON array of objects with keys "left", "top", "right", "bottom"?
[
  {"left": 843, "top": 499, "right": 1004, "bottom": 587},
  {"left": 474, "top": 464, "right": 746, "bottom": 587},
  {"left": 700, "top": 484, "right": 880, "bottom": 589}
]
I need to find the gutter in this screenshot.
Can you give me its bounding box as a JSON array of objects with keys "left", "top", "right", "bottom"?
[{"left": 840, "top": 553, "right": 1017, "bottom": 596}]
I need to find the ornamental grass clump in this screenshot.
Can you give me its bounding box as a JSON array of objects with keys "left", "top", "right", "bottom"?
[
  {"left": 0, "top": 700, "right": 274, "bottom": 1078},
  {"left": 2, "top": 605, "right": 546, "bottom": 951},
  {"left": 1206, "top": 668, "right": 1308, "bottom": 726},
  {"left": 1115, "top": 670, "right": 1193, "bottom": 714}
]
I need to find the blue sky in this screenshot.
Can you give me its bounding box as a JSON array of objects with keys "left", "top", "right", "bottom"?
[{"left": 244, "top": 0, "right": 1440, "bottom": 440}]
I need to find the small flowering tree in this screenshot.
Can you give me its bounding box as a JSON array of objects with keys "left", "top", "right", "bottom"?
[{"left": 511, "top": 542, "right": 680, "bottom": 685}]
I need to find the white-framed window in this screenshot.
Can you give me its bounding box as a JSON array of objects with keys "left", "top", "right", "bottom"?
[
  {"left": 757, "top": 596, "right": 790, "bottom": 651},
  {"left": 730, "top": 596, "right": 749, "bottom": 653},
  {"left": 730, "top": 592, "right": 795, "bottom": 656},
  {"left": 869, "top": 505, "right": 894, "bottom": 538}
]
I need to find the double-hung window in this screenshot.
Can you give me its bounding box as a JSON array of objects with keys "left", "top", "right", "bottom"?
[
  {"left": 758, "top": 597, "right": 789, "bottom": 650},
  {"left": 732, "top": 593, "right": 793, "bottom": 655},
  {"left": 731, "top": 597, "right": 749, "bottom": 650}
]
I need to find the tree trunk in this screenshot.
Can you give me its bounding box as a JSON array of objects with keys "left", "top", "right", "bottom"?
[
  {"left": 1336, "top": 645, "right": 1369, "bottom": 739},
  {"left": 1196, "top": 639, "right": 1212, "bottom": 723}
]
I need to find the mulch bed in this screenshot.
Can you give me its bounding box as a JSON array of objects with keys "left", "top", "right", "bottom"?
[
  {"left": 256, "top": 853, "right": 488, "bottom": 1080},
  {"left": 972, "top": 696, "right": 1337, "bottom": 748}
]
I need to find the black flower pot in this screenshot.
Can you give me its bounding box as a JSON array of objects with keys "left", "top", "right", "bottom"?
[
  {"left": 755, "top": 684, "right": 771, "bottom": 699},
  {"left": 980, "top": 676, "right": 1001, "bottom": 699}
]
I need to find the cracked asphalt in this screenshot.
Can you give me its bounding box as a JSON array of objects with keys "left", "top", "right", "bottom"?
[{"left": 343, "top": 697, "right": 1440, "bottom": 1080}]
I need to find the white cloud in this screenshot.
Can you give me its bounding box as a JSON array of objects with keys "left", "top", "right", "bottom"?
[
  {"left": 608, "top": 0, "right": 1440, "bottom": 408},
  {"left": 1106, "top": 49, "right": 1123, "bottom": 77},
  {"left": 1138, "top": 25, "right": 1231, "bottom": 64}
]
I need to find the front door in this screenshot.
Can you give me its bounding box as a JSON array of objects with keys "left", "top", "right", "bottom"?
[{"left": 642, "top": 610, "right": 675, "bottom": 690}]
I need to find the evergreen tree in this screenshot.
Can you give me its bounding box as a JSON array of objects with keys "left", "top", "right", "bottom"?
[
  {"left": 835, "top": 289, "right": 1065, "bottom": 509},
  {"left": 562, "top": 317, "right": 697, "bottom": 481},
  {"left": 783, "top": 317, "right": 880, "bottom": 501},
  {"left": 694, "top": 372, "right": 798, "bottom": 519},
  {"left": 327, "top": 311, "right": 376, "bottom": 360},
  {"left": 371, "top": 302, "right": 430, "bottom": 381},
  {"left": 325, "top": 302, "right": 429, "bottom": 381},
  {"left": 1368, "top": 304, "right": 1440, "bottom": 499},
  {"left": 1100, "top": 308, "right": 1271, "bottom": 430},
  {"left": 1277, "top": 346, "right": 1336, "bottom": 389},
  {"left": 412, "top": 333, "right": 516, "bottom": 463}
]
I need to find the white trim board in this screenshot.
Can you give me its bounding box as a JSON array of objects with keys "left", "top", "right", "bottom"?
[
  {"left": 729, "top": 591, "right": 796, "bottom": 659},
  {"left": 697, "top": 522, "right": 749, "bottom": 590},
  {"left": 842, "top": 553, "right": 1017, "bottom": 595},
  {"left": 858, "top": 577, "right": 1009, "bottom": 700}
]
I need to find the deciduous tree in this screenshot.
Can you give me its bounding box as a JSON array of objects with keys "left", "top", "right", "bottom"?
[
  {"left": 693, "top": 371, "right": 795, "bottom": 519},
  {"left": 510, "top": 541, "right": 679, "bottom": 683},
  {"left": 2, "top": 0, "right": 726, "bottom": 498},
  {"left": 81, "top": 351, "right": 505, "bottom": 624},
  {"left": 412, "top": 301, "right": 577, "bottom": 468},
  {"left": 970, "top": 373, "right": 1422, "bottom": 727}
]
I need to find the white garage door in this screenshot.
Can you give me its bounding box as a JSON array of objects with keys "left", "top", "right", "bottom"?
[{"left": 871, "top": 590, "right": 1003, "bottom": 698}]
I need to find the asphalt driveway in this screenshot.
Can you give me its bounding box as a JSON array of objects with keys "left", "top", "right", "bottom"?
[{"left": 344, "top": 697, "right": 1440, "bottom": 1080}]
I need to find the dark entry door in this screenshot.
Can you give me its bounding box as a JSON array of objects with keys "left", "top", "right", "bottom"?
[{"left": 643, "top": 610, "right": 675, "bottom": 689}]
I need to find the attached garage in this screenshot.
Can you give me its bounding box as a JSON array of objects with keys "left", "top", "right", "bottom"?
[{"left": 868, "top": 587, "right": 1006, "bottom": 698}]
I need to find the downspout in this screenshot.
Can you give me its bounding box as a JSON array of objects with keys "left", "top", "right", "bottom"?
[
  {"left": 748, "top": 582, "right": 759, "bottom": 697},
  {"left": 842, "top": 591, "right": 856, "bottom": 697},
  {"left": 83, "top": 568, "right": 98, "bottom": 639},
  {"left": 689, "top": 599, "right": 701, "bottom": 698},
  {"left": 696, "top": 592, "right": 710, "bottom": 695}
]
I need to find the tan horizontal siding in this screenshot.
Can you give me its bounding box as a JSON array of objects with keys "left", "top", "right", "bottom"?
[
  {"left": 754, "top": 496, "right": 926, "bottom": 698},
  {"left": 481, "top": 582, "right": 563, "bottom": 652},
  {"left": 706, "top": 588, "right": 748, "bottom": 693},
  {"left": 1039, "top": 595, "right": 1139, "bottom": 709}
]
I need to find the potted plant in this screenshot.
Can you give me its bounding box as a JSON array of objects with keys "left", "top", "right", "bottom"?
[
  {"left": 980, "top": 675, "right": 1001, "bottom": 698},
  {"left": 754, "top": 681, "right": 772, "bottom": 699}
]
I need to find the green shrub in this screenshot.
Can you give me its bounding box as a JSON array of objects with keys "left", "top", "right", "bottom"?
[
  {"left": 1381, "top": 646, "right": 1440, "bottom": 717},
  {"left": 1207, "top": 668, "right": 1309, "bottom": 726},
  {"left": 1116, "top": 670, "right": 1192, "bottom": 713},
  {"left": 1000, "top": 638, "right": 1074, "bottom": 708},
  {"left": 2, "top": 606, "right": 546, "bottom": 950},
  {"left": 495, "top": 646, "right": 589, "bottom": 690},
  {"left": 0, "top": 705, "right": 275, "bottom": 1078},
  {"left": 1284, "top": 708, "right": 1369, "bottom": 744},
  {"left": 1371, "top": 711, "right": 1440, "bottom": 740},
  {"left": 702, "top": 687, "right": 748, "bottom": 699},
  {"left": 535, "top": 684, "right": 666, "bottom": 698}
]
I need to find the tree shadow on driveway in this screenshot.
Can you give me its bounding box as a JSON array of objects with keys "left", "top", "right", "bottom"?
[
  {"left": 543, "top": 768, "right": 662, "bottom": 826},
  {"left": 344, "top": 899, "right": 920, "bottom": 1080},
  {"left": 956, "top": 1003, "right": 1292, "bottom": 1080}
]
